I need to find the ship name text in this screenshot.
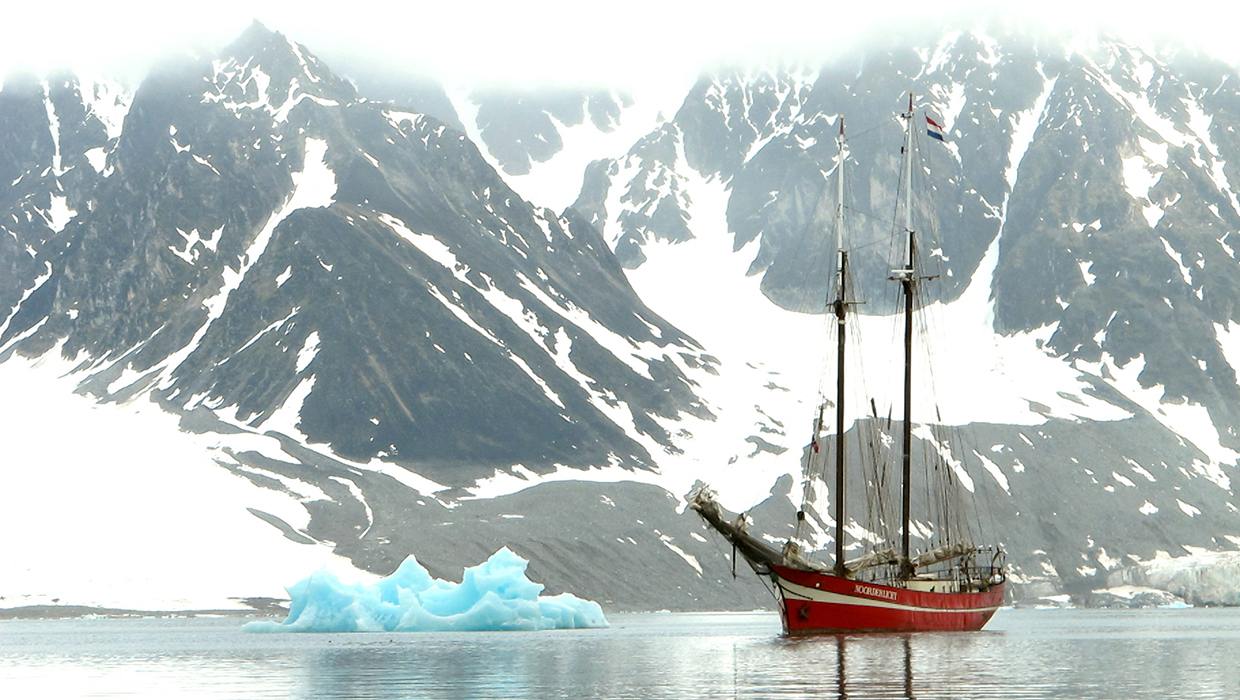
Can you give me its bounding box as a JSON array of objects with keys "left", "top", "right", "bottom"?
[{"left": 854, "top": 584, "right": 899, "bottom": 601}]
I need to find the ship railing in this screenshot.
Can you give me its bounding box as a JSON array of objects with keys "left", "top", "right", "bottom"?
[
  {"left": 958, "top": 546, "right": 1007, "bottom": 587},
  {"left": 912, "top": 545, "right": 1006, "bottom": 588}
]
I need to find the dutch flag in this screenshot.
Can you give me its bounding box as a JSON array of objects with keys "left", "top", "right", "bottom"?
[{"left": 926, "top": 116, "right": 946, "bottom": 142}]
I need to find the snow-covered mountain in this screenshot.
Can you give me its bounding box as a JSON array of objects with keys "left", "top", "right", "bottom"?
[
  {"left": 537, "top": 30, "right": 1240, "bottom": 602},
  {"left": 5, "top": 22, "right": 1240, "bottom": 613},
  {"left": 0, "top": 23, "right": 746, "bottom": 612}
]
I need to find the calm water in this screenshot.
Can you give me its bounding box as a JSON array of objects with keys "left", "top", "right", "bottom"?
[{"left": 3, "top": 608, "right": 1239, "bottom": 699}]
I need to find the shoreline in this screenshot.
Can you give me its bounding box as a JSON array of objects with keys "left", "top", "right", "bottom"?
[{"left": 0, "top": 599, "right": 290, "bottom": 620}]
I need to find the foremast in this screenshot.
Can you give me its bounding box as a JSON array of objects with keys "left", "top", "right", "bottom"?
[{"left": 789, "top": 117, "right": 855, "bottom": 577}]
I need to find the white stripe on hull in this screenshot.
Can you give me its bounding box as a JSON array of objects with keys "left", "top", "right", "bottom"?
[{"left": 776, "top": 577, "right": 1002, "bottom": 615}]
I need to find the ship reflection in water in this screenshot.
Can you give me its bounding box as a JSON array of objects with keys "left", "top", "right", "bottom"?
[
  {"left": 830, "top": 635, "right": 916, "bottom": 700},
  {"left": 836, "top": 634, "right": 914, "bottom": 700},
  {"left": 773, "top": 633, "right": 917, "bottom": 700}
]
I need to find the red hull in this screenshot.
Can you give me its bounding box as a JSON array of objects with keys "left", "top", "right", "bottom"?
[{"left": 770, "top": 564, "right": 1004, "bottom": 634}]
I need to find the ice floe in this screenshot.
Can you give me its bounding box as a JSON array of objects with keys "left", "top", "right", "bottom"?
[{"left": 244, "top": 547, "right": 608, "bottom": 633}]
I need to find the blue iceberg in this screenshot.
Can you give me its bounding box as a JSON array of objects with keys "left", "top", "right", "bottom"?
[{"left": 243, "top": 547, "right": 608, "bottom": 632}]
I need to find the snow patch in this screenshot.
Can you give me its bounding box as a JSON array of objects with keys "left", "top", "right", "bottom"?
[
  {"left": 973, "top": 449, "right": 1010, "bottom": 494},
  {"left": 1004, "top": 72, "right": 1057, "bottom": 190},
  {"left": 1079, "top": 261, "right": 1096, "bottom": 285},
  {"left": 0, "top": 348, "right": 367, "bottom": 611},
  {"left": 1160, "top": 237, "right": 1192, "bottom": 285},
  {"left": 295, "top": 332, "right": 320, "bottom": 374},
  {"left": 657, "top": 531, "right": 703, "bottom": 575}
]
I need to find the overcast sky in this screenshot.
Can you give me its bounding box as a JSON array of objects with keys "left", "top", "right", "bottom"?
[{"left": 1, "top": 1, "right": 1235, "bottom": 88}]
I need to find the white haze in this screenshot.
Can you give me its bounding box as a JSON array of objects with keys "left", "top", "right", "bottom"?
[{"left": 2, "top": 1, "right": 1239, "bottom": 88}]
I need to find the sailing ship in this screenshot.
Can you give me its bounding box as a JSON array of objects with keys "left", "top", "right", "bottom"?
[{"left": 691, "top": 95, "right": 1006, "bottom": 634}]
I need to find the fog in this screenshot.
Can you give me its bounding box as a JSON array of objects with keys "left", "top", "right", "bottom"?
[{"left": 2, "top": 0, "right": 1236, "bottom": 90}]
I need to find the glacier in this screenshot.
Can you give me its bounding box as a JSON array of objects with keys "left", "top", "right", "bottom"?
[
  {"left": 244, "top": 547, "right": 608, "bottom": 633},
  {"left": 1105, "top": 550, "right": 1240, "bottom": 606}
]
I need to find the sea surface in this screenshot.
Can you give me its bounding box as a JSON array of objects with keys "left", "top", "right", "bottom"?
[{"left": 3, "top": 608, "right": 1239, "bottom": 699}]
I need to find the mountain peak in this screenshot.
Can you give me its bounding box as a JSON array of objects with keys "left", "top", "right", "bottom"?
[
  {"left": 208, "top": 22, "right": 357, "bottom": 118},
  {"left": 231, "top": 19, "right": 283, "bottom": 49}
]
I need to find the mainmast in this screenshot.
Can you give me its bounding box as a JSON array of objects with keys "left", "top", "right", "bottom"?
[
  {"left": 832, "top": 118, "right": 848, "bottom": 576},
  {"left": 896, "top": 93, "right": 917, "bottom": 576}
]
